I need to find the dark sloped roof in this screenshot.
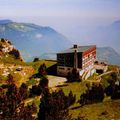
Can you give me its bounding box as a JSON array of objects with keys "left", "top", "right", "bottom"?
[{"left": 57, "top": 45, "right": 96, "bottom": 54}]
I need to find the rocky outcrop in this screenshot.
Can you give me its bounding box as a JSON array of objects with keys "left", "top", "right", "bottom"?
[{"left": 0, "top": 38, "right": 23, "bottom": 61}]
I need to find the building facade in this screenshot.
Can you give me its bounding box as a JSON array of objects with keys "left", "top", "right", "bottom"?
[{"left": 57, "top": 45, "right": 96, "bottom": 79}]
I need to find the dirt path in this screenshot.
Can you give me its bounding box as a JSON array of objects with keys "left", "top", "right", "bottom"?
[
  {"left": 24, "top": 76, "right": 67, "bottom": 105},
  {"left": 48, "top": 75, "right": 67, "bottom": 88},
  {"left": 97, "top": 71, "right": 113, "bottom": 78},
  {"left": 85, "top": 71, "right": 114, "bottom": 83}
]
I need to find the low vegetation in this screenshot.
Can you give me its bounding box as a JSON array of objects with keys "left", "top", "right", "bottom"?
[
  {"left": 58, "top": 69, "right": 120, "bottom": 120},
  {"left": 79, "top": 83, "right": 104, "bottom": 106},
  {"left": 67, "top": 68, "right": 82, "bottom": 82},
  {"left": 38, "top": 89, "right": 76, "bottom": 120},
  {"left": 27, "top": 60, "right": 56, "bottom": 72},
  {"left": 0, "top": 54, "right": 26, "bottom": 65},
  {"left": 0, "top": 83, "right": 37, "bottom": 120}
]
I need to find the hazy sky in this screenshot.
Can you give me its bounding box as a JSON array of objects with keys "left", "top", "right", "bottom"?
[
  {"left": 0, "top": 0, "right": 120, "bottom": 43},
  {"left": 0, "top": 0, "right": 120, "bottom": 17}
]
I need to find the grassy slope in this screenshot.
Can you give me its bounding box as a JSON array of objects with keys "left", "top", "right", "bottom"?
[
  {"left": 0, "top": 54, "right": 27, "bottom": 65},
  {"left": 30, "top": 64, "right": 120, "bottom": 120},
  {"left": 58, "top": 81, "right": 120, "bottom": 120},
  {"left": 0, "top": 59, "right": 56, "bottom": 86},
  {"left": 1, "top": 57, "right": 119, "bottom": 120},
  {"left": 58, "top": 65, "right": 120, "bottom": 120},
  {"left": 27, "top": 60, "right": 56, "bottom": 72},
  {"left": 71, "top": 99, "right": 120, "bottom": 120}
]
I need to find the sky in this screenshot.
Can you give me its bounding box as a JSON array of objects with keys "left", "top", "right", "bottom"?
[
  {"left": 0, "top": 0, "right": 120, "bottom": 43},
  {"left": 0, "top": 0, "right": 120, "bottom": 17}
]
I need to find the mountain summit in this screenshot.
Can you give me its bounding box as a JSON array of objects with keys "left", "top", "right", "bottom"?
[
  {"left": 0, "top": 19, "right": 12, "bottom": 24},
  {"left": 0, "top": 20, "right": 72, "bottom": 61}
]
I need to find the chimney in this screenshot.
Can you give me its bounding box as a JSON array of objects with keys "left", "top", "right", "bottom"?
[
  {"left": 73, "top": 44, "right": 78, "bottom": 49},
  {"left": 73, "top": 44, "right": 78, "bottom": 69}
]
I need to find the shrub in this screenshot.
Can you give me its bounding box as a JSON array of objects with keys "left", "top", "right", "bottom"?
[
  {"left": 29, "top": 85, "right": 42, "bottom": 97},
  {"left": 79, "top": 83, "right": 104, "bottom": 106},
  {"left": 38, "top": 89, "right": 76, "bottom": 120},
  {"left": 38, "top": 63, "right": 47, "bottom": 76},
  {"left": 0, "top": 83, "right": 36, "bottom": 119},
  {"left": 19, "top": 83, "right": 28, "bottom": 100},
  {"left": 29, "top": 77, "right": 49, "bottom": 97},
  {"left": 33, "top": 57, "right": 39, "bottom": 62},
  {"left": 111, "top": 84, "right": 120, "bottom": 99},
  {"left": 104, "top": 72, "right": 120, "bottom": 99},
  {"left": 39, "top": 77, "right": 49, "bottom": 89},
  {"left": 67, "top": 68, "right": 82, "bottom": 82}
]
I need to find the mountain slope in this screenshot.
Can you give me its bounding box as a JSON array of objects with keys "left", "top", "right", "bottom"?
[
  {"left": 0, "top": 20, "right": 72, "bottom": 61},
  {"left": 97, "top": 47, "right": 120, "bottom": 66},
  {"left": 90, "top": 20, "right": 120, "bottom": 54}
]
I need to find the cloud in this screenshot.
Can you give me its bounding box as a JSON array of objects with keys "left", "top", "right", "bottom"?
[{"left": 35, "top": 34, "right": 43, "bottom": 39}]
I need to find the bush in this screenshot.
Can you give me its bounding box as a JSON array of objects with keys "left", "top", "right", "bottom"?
[
  {"left": 111, "top": 84, "right": 120, "bottom": 99},
  {"left": 68, "top": 90, "right": 76, "bottom": 105},
  {"left": 38, "top": 89, "right": 76, "bottom": 120},
  {"left": 105, "top": 84, "right": 113, "bottom": 96},
  {"left": 1, "top": 38, "right": 6, "bottom": 42},
  {"left": 67, "top": 68, "right": 82, "bottom": 82},
  {"left": 29, "top": 85, "right": 42, "bottom": 97},
  {"left": 30, "top": 63, "right": 47, "bottom": 79},
  {"left": 0, "top": 83, "right": 36, "bottom": 119},
  {"left": 33, "top": 57, "right": 39, "bottom": 62},
  {"left": 19, "top": 83, "right": 28, "bottom": 100},
  {"left": 79, "top": 83, "right": 104, "bottom": 106},
  {"left": 38, "top": 63, "right": 47, "bottom": 76},
  {"left": 29, "top": 77, "right": 49, "bottom": 97},
  {"left": 9, "top": 48, "right": 23, "bottom": 61},
  {"left": 39, "top": 77, "right": 49, "bottom": 89},
  {"left": 104, "top": 72, "right": 120, "bottom": 99}
]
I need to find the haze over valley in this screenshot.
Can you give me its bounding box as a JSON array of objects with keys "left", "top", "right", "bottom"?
[{"left": 0, "top": 19, "right": 120, "bottom": 65}]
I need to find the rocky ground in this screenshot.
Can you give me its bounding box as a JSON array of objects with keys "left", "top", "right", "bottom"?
[{"left": 0, "top": 63, "right": 34, "bottom": 87}]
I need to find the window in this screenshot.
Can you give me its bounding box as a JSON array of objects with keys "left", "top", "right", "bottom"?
[{"left": 59, "top": 67, "right": 64, "bottom": 70}]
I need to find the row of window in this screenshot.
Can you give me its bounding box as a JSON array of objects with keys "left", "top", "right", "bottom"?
[
  {"left": 58, "top": 67, "right": 71, "bottom": 70},
  {"left": 83, "top": 51, "right": 96, "bottom": 60}
]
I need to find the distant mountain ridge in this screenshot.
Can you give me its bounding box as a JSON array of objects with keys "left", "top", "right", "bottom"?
[
  {"left": 89, "top": 20, "right": 120, "bottom": 54},
  {"left": 97, "top": 47, "right": 120, "bottom": 66},
  {"left": 0, "top": 19, "right": 120, "bottom": 66},
  {"left": 111, "top": 20, "right": 120, "bottom": 29},
  {"left": 39, "top": 46, "right": 120, "bottom": 66},
  {"left": 0, "top": 19, "right": 12, "bottom": 24},
  {"left": 0, "top": 19, "right": 72, "bottom": 61}
]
